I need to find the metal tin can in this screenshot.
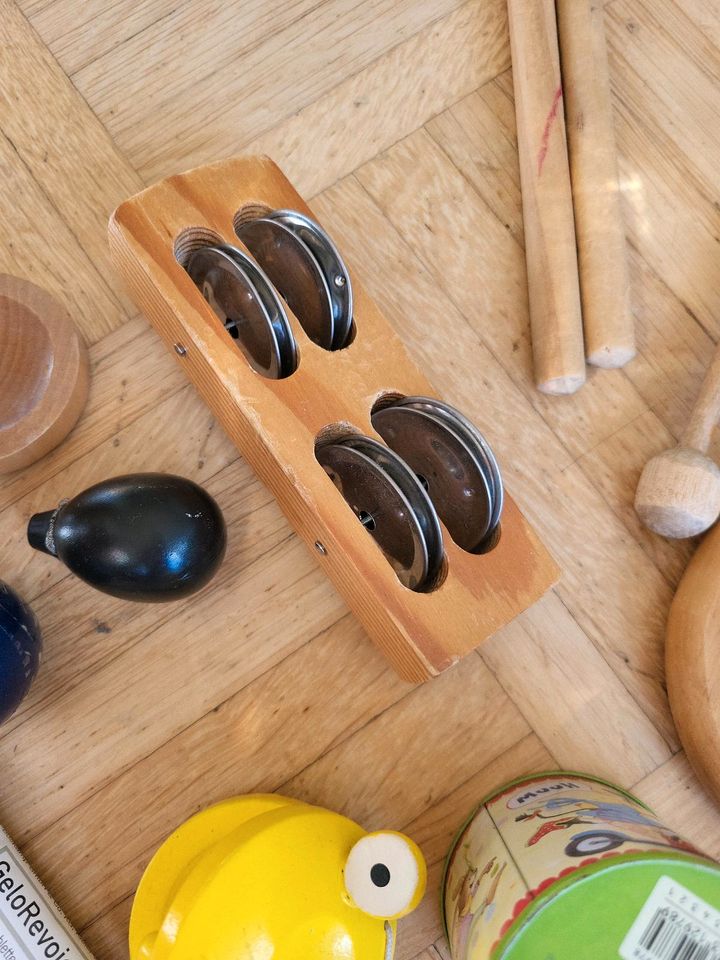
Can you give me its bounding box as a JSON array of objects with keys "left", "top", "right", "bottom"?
[{"left": 442, "top": 771, "right": 720, "bottom": 959}]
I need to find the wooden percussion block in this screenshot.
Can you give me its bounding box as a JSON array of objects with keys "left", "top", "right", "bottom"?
[{"left": 109, "top": 155, "right": 559, "bottom": 682}]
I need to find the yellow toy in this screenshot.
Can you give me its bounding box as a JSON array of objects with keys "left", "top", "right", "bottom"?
[{"left": 130, "top": 794, "right": 427, "bottom": 960}]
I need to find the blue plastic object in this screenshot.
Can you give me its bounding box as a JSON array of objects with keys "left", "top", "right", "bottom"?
[{"left": 0, "top": 581, "right": 42, "bottom": 724}]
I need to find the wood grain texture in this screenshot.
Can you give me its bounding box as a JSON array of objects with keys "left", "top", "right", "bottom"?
[
  {"left": 482, "top": 591, "right": 670, "bottom": 784},
  {"left": 0, "top": 274, "right": 89, "bottom": 473},
  {"left": 1, "top": 2, "right": 720, "bottom": 959},
  {"left": 556, "top": 0, "right": 635, "bottom": 368},
  {"left": 0, "top": 320, "right": 188, "bottom": 512},
  {"left": 0, "top": 0, "right": 142, "bottom": 329},
  {"left": 0, "top": 125, "right": 125, "bottom": 342},
  {"left": 634, "top": 752, "right": 720, "bottom": 861},
  {"left": 247, "top": 0, "right": 510, "bottom": 201},
  {"left": 606, "top": 0, "right": 720, "bottom": 341},
  {"left": 667, "top": 521, "right": 720, "bottom": 801},
  {"left": 506, "top": 0, "right": 586, "bottom": 394},
  {"left": 73, "top": 0, "right": 481, "bottom": 181}
]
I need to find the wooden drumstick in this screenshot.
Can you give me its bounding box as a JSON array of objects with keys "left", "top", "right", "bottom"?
[
  {"left": 507, "top": 0, "right": 586, "bottom": 395},
  {"left": 635, "top": 343, "right": 720, "bottom": 538},
  {"left": 667, "top": 519, "right": 720, "bottom": 801},
  {"left": 556, "top": 0, "right": 636, "bottom": 368}
]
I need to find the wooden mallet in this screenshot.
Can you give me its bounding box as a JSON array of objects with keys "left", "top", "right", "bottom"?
[{"left": 635, "top": 344, "right": 720, "bottom": 538}]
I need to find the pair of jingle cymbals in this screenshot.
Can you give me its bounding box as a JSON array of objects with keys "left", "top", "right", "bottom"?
[
  {"left": 236, "top": 210, "right": 353, "bottom": 351},
  {"left": 317, "top": 397, "right": 503, "bottom": 592},
  {"left": 186, "top": 210, "right": 352, "bottom": 377}
]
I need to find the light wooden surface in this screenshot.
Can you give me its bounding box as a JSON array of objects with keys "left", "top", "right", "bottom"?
[{"left": 0, "top": 1, "right": 719, "bottom": 958}]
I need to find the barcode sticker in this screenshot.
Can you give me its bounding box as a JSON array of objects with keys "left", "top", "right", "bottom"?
[{"left": 619, "top": 876, "right": 720, "bottom": 960}]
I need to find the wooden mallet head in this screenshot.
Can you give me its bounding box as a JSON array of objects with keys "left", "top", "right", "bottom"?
[{"left": 635, "top": 345, "right": 720, "bottom": 538}]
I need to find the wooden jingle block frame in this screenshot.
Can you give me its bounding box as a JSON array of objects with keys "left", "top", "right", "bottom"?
[{"left": 109, "top": 155, "right": 559, "bottom": 682}]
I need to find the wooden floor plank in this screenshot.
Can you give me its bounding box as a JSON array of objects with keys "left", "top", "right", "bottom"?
[
  {"left": 609, "top": 0, "right": 720, "bottom": 200},
  {"left": 671, "top": 0, "right": 720, "bottom": 50},
  {"left": 396, "top": 736, "right": 555, "bottom": 959},
  {"left": 633, "top": 753, "right": 720, "bottom": 860},
  {"left": 73, "top": 0, "right": 478, "bottom": 181},
  {"left": 281, "top": 656, "right": 529, "bottom": 827},
  {"left": 402, "top": 734, "right": 555, "bottom": 866},
  {"left": 607, "top": 1, "right": 720, "bottom": 341},
  {"left": 0, "top": 0, "right": 143, "bottom": 332},
  {"left": 1, "top": 464, "right": 274, "bottom": 735},
  {"left": 576, "top": 407, "right": 695, "bottom": 588},
  {"left": 434, "top": 939, "right": 452, "bottom": 960},
  {"left": 242, "top": 0, "right": 510, "bottom": 200},
  {"left": 620, "top": 245, "right": 717, "bottom": 447},
  {"left": 20, "top": 0, "right": 179, "bottom": 75},
  {"left": 0, "top": 126, "right": 125, "bottom": 341},
  {"left": 482, "top": 592, "right": 671, "bottom": 784},
  {"left": 426, "top": 79, "right": 523, "bottom": 244}
]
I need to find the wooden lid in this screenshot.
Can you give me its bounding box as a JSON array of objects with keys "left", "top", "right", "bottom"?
[{"left": 0, "top": 274, "right": 89, "bottom": 474}]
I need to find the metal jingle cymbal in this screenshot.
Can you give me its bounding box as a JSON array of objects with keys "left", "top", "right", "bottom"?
[
  {"left": 234, "top": 217, "right": 336, "bottom": 350},
  {"left": 316, "top": 435, "right": 444, "bottom": 591},
  {"left": 398, "top": 397, "right": 504, "bottom": 535},
  {"left": 219, "top": 244, "right": 299, "bottom": 377},
  {"left": 186, "top": 244, "right": 297, "bottom": 379},
  {"left": 268, "top": 209, "right": 353, "bottom": 350},
  {"left": 343, "top": 435, "right": 445, "bottom": 586},
  {"left": 371, "top": 404, "right": 494, "bottom": 552}
]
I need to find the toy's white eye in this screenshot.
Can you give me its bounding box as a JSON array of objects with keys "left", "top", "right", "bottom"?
[{"left": 344, "top": 832, "right": 426, "bottom": 919}]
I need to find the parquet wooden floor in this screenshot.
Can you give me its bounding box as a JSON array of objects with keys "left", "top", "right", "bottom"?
[{"left": 1, "top": 1, "right": 719, "bottom": 957}]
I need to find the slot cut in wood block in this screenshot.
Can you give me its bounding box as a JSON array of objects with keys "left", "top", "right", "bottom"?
[{"left": 109, "top": 155, "right": 559, "bottom": 682}]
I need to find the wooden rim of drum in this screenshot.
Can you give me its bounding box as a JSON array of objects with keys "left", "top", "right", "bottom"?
[{"left": 0, "top": 274, "right": 89, "bottom": 474}]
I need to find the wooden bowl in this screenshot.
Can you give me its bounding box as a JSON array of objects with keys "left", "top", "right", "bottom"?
[
  {"left": 667, "top": 521, "right": 720, "bottom": 802},
  {"left": 0, "top": 274, "right": 89, "bottom": 474}
]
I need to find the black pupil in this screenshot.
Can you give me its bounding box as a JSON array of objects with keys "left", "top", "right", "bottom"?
[{"left": 370, "top": 863, "right": 391, "bottom": 888}]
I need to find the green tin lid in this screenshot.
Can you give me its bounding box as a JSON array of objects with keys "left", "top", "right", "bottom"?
[{"left": 497, "top": 855, "right": 720, "bottom": 959}]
